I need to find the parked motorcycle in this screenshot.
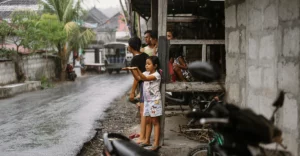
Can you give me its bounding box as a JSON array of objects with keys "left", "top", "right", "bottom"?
[
  {"left": 102, "top": 133, "right": 158, "bottom": 156},
  {"left": 186, "top": 61, "right": 292, "bottom": 156},
  {"left": 101, "top": 61, "right": 292, "bottom": 156},
  {"left": 66, "top": 63, "right": 77, "bottom": 81}
]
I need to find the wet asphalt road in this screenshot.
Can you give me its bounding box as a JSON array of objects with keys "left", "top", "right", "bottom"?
[{"left": 0, "top": 72, "right": 132, "bottom": 156}]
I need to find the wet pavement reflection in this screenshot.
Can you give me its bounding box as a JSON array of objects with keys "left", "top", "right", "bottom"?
[{"left": 0, "top": 73, "right": 132, "bottom": 156}]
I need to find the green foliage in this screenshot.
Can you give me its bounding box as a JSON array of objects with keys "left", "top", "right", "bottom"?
[
  {"left": 0, "top": 20, "right": 12, "bottom": 46},
  {"left": 38, "top": 0, "right": 95, "bottom": 80},
  {"left": 35, "top": 13, "right": 67, "bottom": 49},
  {"left": 10, "top": 10, "right": 41, "bottom": 52},
  {"left": 0, "top": 48, "right": 16, "bottom": 58},
  {"left": 40, "top": 75, "right": 53, "bottom": 89},
  {"left": 39, "top": 0, "right": 95, "bottom": 51}
]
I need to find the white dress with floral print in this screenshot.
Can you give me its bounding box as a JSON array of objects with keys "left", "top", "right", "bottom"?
[{"left": 143, "top": 71, "right": 162, "bottom": 117}]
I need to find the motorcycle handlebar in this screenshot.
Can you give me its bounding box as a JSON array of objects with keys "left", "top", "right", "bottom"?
[{"left": 200, "top": 118, "right": 229, "bottom": 124}]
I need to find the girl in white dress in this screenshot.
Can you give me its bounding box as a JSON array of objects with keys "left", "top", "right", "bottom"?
[{"left": 123, "top": 56, "right": 162, "bottom": 151}]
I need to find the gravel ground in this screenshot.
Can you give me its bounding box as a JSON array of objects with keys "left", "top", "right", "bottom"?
[{"left": 77, "top": 92, "right": 140, "bottom": 156}]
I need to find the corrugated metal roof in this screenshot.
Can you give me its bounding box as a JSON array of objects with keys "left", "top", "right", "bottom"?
[
  {"left": 0, "top": 11, "right": 11, "bottom": 18},
  {"left": 0, "top": 0, "right": 37, "bottom": 5},
  {"left": 85, "top": 7, "right": 108, "bottom": 24},
  {"left": 131, "top": 0, "right": 224, "bottom": 20},
  {"left": 0, "top": 0, "right": 38, "bottom": 19},
  {"left": 97, "top": 12, "right": 123, "bottom": 32}
]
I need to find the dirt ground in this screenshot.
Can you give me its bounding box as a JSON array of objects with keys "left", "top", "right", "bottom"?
[{"left": 77, "top": 92, "right": 140, "bottom": 156}]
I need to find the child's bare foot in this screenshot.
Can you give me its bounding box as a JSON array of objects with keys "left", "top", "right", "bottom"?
[{"left": 135, "top": 139, "right": 145, "bottom": 144}]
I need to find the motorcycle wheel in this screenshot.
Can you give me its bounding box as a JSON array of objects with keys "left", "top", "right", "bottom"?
[
  {"left": 188, "top": 145, "right": 220, "bottom": 156},
  {"left": 188, "top": 145, "right": 209, "bottom": 156},
  {"left": 188, "top": 93, "right": 207, "bottom": 110}
]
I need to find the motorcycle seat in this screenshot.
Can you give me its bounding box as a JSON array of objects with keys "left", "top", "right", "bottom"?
[{"left": 112, "top": 139, "right": 159, "bottom": 156}]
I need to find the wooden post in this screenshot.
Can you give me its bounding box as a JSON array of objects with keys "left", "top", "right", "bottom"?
[
  {"left": 137, "top": 13, "right": 141, "bottom": 38},
  {"left": 151, "top": 0, "right": 158, "bottom": 31},
  {"left": 158, "top": 37, "right": 168, "bottom": 146},
  {"left": 202, "top": 44, "right": 207, "bottom": 62},
  {"left": 207, "top": 45, "right": 211, "bottom": 63},
  {"left": 158, "top": 0, "right": 168, "bottom": 146}
]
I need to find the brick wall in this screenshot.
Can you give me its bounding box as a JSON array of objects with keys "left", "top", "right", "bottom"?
[{"left": 225, "top": 0, "right": 300, "bottom": 155}]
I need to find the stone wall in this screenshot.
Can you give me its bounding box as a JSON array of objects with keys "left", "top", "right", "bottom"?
[
  {"left": 0, "top": 54, "right": 56, "bottom": 85},
  {"left": 225, "top": 0, "right": 300, "bottom": 155}
]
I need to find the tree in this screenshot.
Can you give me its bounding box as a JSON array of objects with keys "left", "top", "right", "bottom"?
[
  {"left": 0, "top": 20, "right": 12, "bottom": 48},
  {"left": 9, "top": 10, "right": 41, "bottom": 82},
  {"left": 119, "top": 0, "right": 132, "bottom": 35},
  {"left": 39, "top": 0, "right": 95, "bottom": 80},
  {"left": 119, "top": 0, "right": 141, "bottom": 37},
  {"left": 35, "top": 13, "right": 67, "bottom": 77}
]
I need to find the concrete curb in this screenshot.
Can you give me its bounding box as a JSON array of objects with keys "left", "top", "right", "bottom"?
[{"left": 0, "top": 81, "right": 41, "bottom": 98}]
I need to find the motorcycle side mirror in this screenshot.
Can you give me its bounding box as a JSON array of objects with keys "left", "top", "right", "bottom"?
[
  {"left": 272, "top": 91, "right": 285, "bottom": 108},
  {"left": 270, "top": 91, "right": 285, "bottom": 123},
  {"left": 188, "top": 61, "right": 221, "bottom": 83}
]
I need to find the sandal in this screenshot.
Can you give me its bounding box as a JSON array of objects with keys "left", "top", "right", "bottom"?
[
  {"left": 140, "top": 143, "right": 151, "bottom": 147},
  {"left": 150, "top": 146, "right": 161, "bottom": 152}
]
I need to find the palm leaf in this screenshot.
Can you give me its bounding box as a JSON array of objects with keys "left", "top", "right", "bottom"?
[
  {"left": 64, "top": 21, "right": 79, "bottom": 37},
  {"left": 62, "top": 0, "right": 74, "bottom": 23}
]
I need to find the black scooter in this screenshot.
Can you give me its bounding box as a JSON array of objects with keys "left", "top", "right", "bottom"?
[{"left": 66, "top": 63, "right": 77, "bottom": 81}]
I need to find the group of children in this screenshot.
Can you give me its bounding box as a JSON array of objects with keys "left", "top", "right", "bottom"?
[{"left": 123, "top": 33, "right": 162, "bottom": 152}]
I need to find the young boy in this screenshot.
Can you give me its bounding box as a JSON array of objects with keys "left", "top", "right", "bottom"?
[{"left": 128, "top": 36, "right": 149, "bottom": 144}]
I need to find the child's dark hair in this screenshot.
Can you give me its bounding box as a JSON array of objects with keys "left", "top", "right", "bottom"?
[
  {"left": 128, "top": 36, "right": 141, "bottom": 51},
  {"left": 150, "top": 30, "right": 158, "bottom": 40},
  {"left": 167, "top": 29, "right": 177, "bottom": 38},
  {"left": 147, "top": 56, "right": 160, "bottom": 70}
]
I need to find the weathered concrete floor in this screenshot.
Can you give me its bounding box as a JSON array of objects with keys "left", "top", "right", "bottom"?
[{"left": 127, "top": 106, "right": 200, "bottom": 156}]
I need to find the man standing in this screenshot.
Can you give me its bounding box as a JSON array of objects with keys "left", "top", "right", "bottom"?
[
  {"left": 127, "top": 36, "right": 149, "bottom": 143},
  {"left": 141, "top": 30, "right": 155, "bottom": 56}
]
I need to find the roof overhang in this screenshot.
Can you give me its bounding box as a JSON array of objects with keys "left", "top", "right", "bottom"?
[{"left": 131, "top": 0, "right": 224, "bottom": 21}]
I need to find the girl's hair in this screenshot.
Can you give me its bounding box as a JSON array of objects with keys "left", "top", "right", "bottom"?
[
  {"left": 128, "top": 36, "right": 141, "bottom": 51},
  {"left": 147, "top": 56, "right": 160, "bottom": 70},
  {"left": 167, "top": 29, "right": 177, "bottom": 38}
]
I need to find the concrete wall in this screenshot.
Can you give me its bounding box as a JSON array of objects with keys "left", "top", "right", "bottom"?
[
  {"left": 0, "top": 54, "right": 56, "bottom": 85},
  {"left": 0, "top": 61, "right": 17, "bottom": 85},
  {"left": 225, "top": 0, "right": 300, "bottom": 155},
  {"left": 22, "top": 54, "right": 56, "bottom": 81}
]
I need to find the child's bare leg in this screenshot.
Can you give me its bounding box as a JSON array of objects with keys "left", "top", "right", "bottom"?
[
  {"left": 173, "top": 67, "right": 187, "bottom": 82},
  {"left": 143, "top": 116, "right": 152, "bottom": 144},
  {"left": 136, "top": 103, "right": 146, "bottom": 143},
  {"left": 152, "top": 117, "right": 160, "bottom": 147}
]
